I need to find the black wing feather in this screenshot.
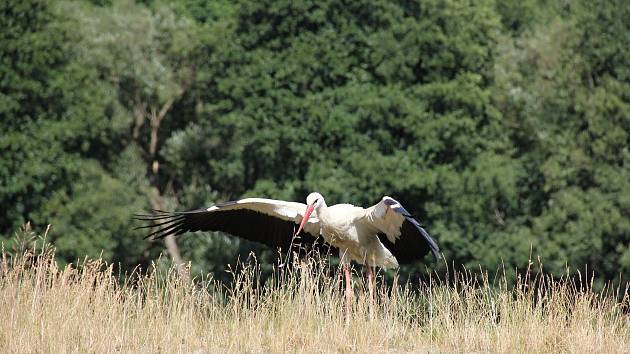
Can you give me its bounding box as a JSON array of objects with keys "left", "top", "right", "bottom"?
[
  {"left": 376, "top": 202, "right": 441, "bottom": 263},
  {"left": 135, "top": 208, "right": 333, "bottom": 254}
]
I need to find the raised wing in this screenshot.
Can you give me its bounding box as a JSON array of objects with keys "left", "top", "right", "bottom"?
[
  {"left": 365, "top": 196, "right": 440, "bottom": 263},
  {"left": 135, "top": 198, "right": 325, "bottom": 252}
]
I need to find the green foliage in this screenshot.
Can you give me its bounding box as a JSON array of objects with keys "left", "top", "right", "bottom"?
[
  {"left": 0, "top": 0, "right": 152, "bottom": 269},
  {"left": 39, "top": 148, "right": 150, "bottom": 265},
  {"left": 1, "top": 0, "right": 82, "bottom": 231},
  {"left": 1, "top": 0, "right": 628, "bottom": 285},
  {"left": 494, "top": 0, "right": 630, "bottom": 283}
]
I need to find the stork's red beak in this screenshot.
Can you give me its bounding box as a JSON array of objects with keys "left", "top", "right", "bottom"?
[{"left": 294, "top": 204, "right": 315, "bottom": 237}]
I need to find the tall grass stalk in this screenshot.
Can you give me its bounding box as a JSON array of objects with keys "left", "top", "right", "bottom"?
[{"left": 1, "top": 240, "right": 628, "bottom": 353}]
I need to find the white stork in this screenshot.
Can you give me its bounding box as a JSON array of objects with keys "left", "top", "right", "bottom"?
[{"left": 136, "top": 192, "right": 440, "bottom": 307}]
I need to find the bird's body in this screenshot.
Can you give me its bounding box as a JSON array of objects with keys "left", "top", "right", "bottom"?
[{"left": 314, "top": 202, "right": 398, "bottom": 269}]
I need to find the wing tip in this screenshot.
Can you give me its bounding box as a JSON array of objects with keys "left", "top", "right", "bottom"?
[
  {"left": 417, "top": 223, "right": 440, "bottom": 259},
  {"left": 403, "top": 215, "right": 441, "bottom": 261},
  {"left": 134, "top": 210, "right": 190, "bottom": 240},
  {"left": 380, "top": 196, "right": 441, "bottom": 261}
]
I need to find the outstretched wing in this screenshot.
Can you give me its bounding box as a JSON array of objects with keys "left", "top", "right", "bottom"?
[
  {"left": 364, "top": 196, "right": 440, "bottom": 263},
  {"left": 135, "top": 198, "right": 325, "bottom": 252}
]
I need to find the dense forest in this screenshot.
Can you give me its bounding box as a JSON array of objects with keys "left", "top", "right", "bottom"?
[{"left": 1, "top": 0, "right": 628, "bottom": 285}]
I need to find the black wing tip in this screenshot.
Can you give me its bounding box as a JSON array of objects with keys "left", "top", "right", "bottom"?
[
  {"left": 133, "top": 209, "right": 197, "bottom": 240},
  {"left": 428, "top": 240, "right": 441, "bottom": 260},
  {"left": 133, "top": 210, "right": 176, "bottom": 220},
  {"left": 384, "top": 196, "right": 441, "bottom": 261},
  {"left": 403, "top": 215, "right": 441, "bottom": 261}
]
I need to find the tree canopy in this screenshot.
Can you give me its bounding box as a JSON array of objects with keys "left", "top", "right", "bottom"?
[{"left": 1, "top": 0, "right": 628, "bottom": 285}]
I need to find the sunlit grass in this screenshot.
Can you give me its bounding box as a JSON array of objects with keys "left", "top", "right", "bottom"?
[{"left": 1, "top": 231, "right": 628, "bottom": 353}]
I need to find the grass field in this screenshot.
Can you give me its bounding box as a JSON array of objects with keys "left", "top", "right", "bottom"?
[{"left": 1, "top": 241, "right": 628, "bottom": 353}]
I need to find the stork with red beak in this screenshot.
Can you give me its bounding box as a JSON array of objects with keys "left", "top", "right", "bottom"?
[{"left": 136, "top": 192, "right": 440, "bottom": 312}]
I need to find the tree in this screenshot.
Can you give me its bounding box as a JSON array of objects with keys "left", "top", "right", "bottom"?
[
  {"left": 159, "top": 0, "right": 524, "bottom": 278},
  {"left": 493, "top": 0, "right": 630, "bottom": 284}
]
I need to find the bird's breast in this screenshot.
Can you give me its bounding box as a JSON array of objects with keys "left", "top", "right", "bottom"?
[{"left": 320, "top": 220, "right": 358, "bottom": 247}]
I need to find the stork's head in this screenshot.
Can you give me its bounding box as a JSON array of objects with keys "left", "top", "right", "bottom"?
[
  {"left": 305, "top": 192, "right": 326, "bottom": 210},
  {"left": 295, "top": 192, "right": 326, "bottom": 236}
]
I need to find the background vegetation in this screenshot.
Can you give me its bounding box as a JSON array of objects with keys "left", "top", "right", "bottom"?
[{"left": 1, "top": 0, "right": 629, "bottom": 286}]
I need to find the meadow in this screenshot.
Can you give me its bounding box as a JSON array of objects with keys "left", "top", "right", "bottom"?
[{"left": 1, "top": 236, "right": 628, "bottom": 353}]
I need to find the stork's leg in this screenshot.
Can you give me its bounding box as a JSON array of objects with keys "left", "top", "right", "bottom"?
[
  {"left": 343, "top": 262, "right": 352, "bottom": 321},
  {"left": 365, "top": 262, "right": 374, "bottom": 301}
]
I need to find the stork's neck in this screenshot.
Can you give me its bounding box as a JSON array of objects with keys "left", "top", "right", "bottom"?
[{"left": 315, "top": 202, "right": 329, "bottom": 222}]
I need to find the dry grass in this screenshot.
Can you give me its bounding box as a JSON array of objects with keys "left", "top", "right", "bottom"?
[{"left": 1, "top": 240, "right": 628, "bottom": 353}]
